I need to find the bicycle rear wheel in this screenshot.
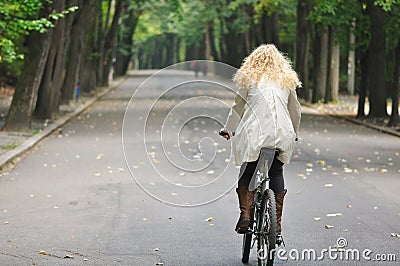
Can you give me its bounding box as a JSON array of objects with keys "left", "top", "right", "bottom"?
[
  {"left": 242, "top": 208, "right": 254, "bottom": 263},
  {"left": 257, "top": 189, "right": 277, "bottom": 266}
]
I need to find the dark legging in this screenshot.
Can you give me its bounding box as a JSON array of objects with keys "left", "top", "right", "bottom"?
[{"left": 238, "top": 156, "right": 284, "bottom": 193}]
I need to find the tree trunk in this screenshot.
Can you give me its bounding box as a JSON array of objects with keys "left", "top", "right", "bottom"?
[
  {"left": 3, "top": 4, "right": 54, "bottom": 131},
  {"left": 367, "top": 0, "right": 387, "bottom": 117},
  {"left": 115, "top": 5, "right": 140, "bottom": 76},
  {"left": 347, "top": 21, "right": 356, "bottom": 95},
  {"left": 80, "top": 1, "right": 98, "bottom": 93},
  {"left": 357, "top": 49, "right": 368, "bottom": 118},
  {"left": 312, "top": 25, "right": 328, "bottom": 103},
  {"left": 388, "top": 42, "right": 400, "bottom": 126},
  {"left": 295, "top": 0, "right": 311, "bottom": 101},
  {"left": 61, "top": 0, "right": 92, "bottom": 104},
  {"left": 34, "top": 0, "right": 67, "bottom": 119},
  {"left": 209, "top": 22, "right": 220, "bottom": 61},
  {"left": 101, "top": 0, "right": 123, "bottom": 86},
  {"left": 264, "top": 12, "right": 279, "bottom": 46},
  {"left": 325, "top": 26, "right": 339, "bottom": 102}
]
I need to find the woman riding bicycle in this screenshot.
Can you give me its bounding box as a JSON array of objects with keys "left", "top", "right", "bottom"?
[{"left": 220, "top": 44, "right": 301, "bottom": 247}]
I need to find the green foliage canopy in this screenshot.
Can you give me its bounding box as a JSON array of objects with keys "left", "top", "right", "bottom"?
[{"left": 0, "top": 0, "right": 77, "bottom": 63}]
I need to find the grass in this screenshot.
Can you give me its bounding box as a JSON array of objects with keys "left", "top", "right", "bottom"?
[{"left": 0, "top": 142, "right": 19, "bottom": 150}]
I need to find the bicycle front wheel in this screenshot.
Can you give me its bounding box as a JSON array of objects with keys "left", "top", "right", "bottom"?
[{"left": 256, "top": 188, "right": 277, "bottom": 266}]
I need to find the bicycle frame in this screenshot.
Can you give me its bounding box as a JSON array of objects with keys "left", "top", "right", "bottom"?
[{"left": 242, "top": 148, "right": 278, "bottom": 266}]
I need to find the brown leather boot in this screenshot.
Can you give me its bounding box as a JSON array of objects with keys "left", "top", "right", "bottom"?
[
  {"left": 235, "top": 187, "right": 254, "bottom": 234},
  {"left": 275, "top": 189, "right": 287, "bottom": 246}
]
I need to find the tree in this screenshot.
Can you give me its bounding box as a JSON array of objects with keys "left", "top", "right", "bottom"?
[
  {"left": 325, "top": 25, "right": 339, "bottom": 102},
  {"left": 61, "top": 0, "right": 91, "bottom": 104},
  {"left": 312, "top": 25, "right": 328, "bottom": 103},
  {"left": 2, "top": 2, "right": 55, "bottom": 131},
  {"left": 101, "top": 0, "right": 124, "bottom": 86},
  {"left": 115, "top": 1, "right": 141, "bottom": 76},
  {"left": 35, "top": 0, "right": 68, "bottom": 119},
  {"left": 389, "top": 42, "right": 400, "bottom": 126},
  {"left": 367, "top": 0, "right": 387, "bottom": 117},
  {"left": 295, "top": 0, "right": 312, "bottom": 101}
]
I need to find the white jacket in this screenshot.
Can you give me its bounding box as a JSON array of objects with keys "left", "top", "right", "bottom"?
[{"left": 225, "top": 77, "right": 301, "bottom": 166}]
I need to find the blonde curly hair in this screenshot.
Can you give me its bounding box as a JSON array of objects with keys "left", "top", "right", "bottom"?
[{"left": 233, "top": 44, "right": 301, "bottom": 90}]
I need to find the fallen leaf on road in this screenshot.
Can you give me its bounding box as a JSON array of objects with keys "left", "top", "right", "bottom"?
[
  {"left": 297, "top": 174, "right": 305, "bottom": 177},
  {"left": 153, "top": 248, "right": 160, "bottom": 251},
  {"left": 64, "top": 255, "right": 74, "bottom": 259},
  {"left": 207, "top": 170, "right": 215, "bottom": 174},
  {"left": 345, "top": 205, "right": 352, "bottom": 208},
  {"left": 94, "top": 173, "right": 101, "bottom": 177},
  {"left": 204, "top": 217, "right": 213, "bottom": 222},
  {"left": 324, "top": 184, "right": 333, "bottom": 188},
  {"left": 314, "top": 217, "right": 321, "bottom": 221},
  {"left": 39, "top": 250, "right": 47, "bottom": 255},
  {"left": 324, "top": 225, "right": 335, "bottom": 229},
  {"left": 96, "top": 154, "right": 104, "bottom": 160},
  {"left": 4, "top": 221, "right": 9, "bottom": 224},
  {"left": 306, "top": 163, "right": 313, "bottom": 167},
  {"left": 327, "top": 213, "right": 343, "bottom": 217},
  {"left": 344, "top": 168, "right": 353, "bottom": 173}
]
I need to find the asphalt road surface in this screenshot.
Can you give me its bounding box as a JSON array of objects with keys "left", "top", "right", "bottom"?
[{"left": 0, "top": 68, "right": 399, "bottom": 266}]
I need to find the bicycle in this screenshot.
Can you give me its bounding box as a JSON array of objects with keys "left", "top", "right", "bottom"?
[{"left": 241, "top": 148, "right": 278, "bottom": 266}]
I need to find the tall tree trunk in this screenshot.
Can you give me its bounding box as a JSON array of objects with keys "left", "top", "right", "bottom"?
[
  {"left": 312, "top": 25, "right": 328, "bottom": 103},
  {"left": 367, "top": 0, "right": 387, "bottom": 117},
  {"left": 347, "top": 21, "right": 356, "bottom": 95},
  {"left": 209, "top": 22, "right": 220, "bottom": 61},
  {"left": 34, "top": 0, "right": 67, "bottom": 119},
  {"left": 325, "top": 26, "right": 339, "bottom": 102},
  {"left": 80, "top": 1, "right": 98, "bottom": 93},
  {"left": 3, "top": 1, "right": 57, "bottom": 131},
  {"left": 357, "top": 49, "right": 369, "bottom": 117},
  {"left": 388, "top": 42, "right": 400, "bottom": 126},
  {"left": 101, "top": 0, "right": 123, "bottom": 86},
  {"left": 3, "top": 28, "right": 54, "bottom": 131},
  {"left": 62, "top": 0, "right": 93, "bottom": 103},
  {"left": 115, "top": 5, "right": 140, "bottom": 77},
  {"left": 295, "top": 0, "right": 311, "bottom": 101},
  {"left": 264, "top": 12, "right": 279, "bottom": 46},
  {"left": 96, "top": 0, "right": 106, "bottom": 88}
]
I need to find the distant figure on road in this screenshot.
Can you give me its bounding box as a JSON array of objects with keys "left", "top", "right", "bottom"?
[
  {"left": 220, "top": 44, "right": 302, "bottom": 247},
  {"left": 75, "top": 81, "right": 81, "bottom": 101},
  {"left": 191, "top": 61, "right": 200, "bottom": 77}
]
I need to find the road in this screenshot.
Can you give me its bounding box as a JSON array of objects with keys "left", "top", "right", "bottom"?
[{"left": 0, "top": 68, "right": 399, "bottom": 266}]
